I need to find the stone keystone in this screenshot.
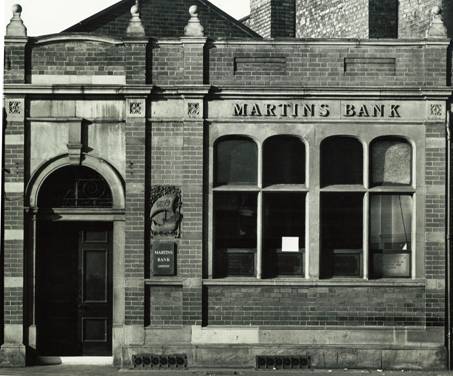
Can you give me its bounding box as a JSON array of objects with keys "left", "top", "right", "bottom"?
[
  {"left": 6, "top": 4, "right": 27, "bottom": 38},
  {"left": 184, "top": 5, "right": 205, "bottom": 37},
  {"left": 426, "top": 6, "right": 447, "bottom": 38},
  {"left": 126, "top": 0, "right": 146, "bottom": 37}
]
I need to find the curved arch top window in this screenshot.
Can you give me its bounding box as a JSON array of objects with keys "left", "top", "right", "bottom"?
[
  {"left": 263, "top": 136, "right": 305, "bottom": 186},
  {"left": 321, "top": 137, "right": 363, "bottom": 186},
  {"left": 371, "top": 138, "right": 412, "bottom": 186},
  {"left": 215, "top": 137, "right": 257, "bottom": 186},
  {"left": 38, "top": 166, "right": 113, "bottom": 208}
]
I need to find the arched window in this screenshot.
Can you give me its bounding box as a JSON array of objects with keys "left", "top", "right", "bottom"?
[
  {"left": 321, "top": 136, "right": 363, "bottom": 186},
  {"left": 370, "top": 137, "right": 412, "bottom": 186},
  {"left": 38, "top": 166, "right": 113, "bottom": 208},
  {"left": 263, "top": 135, "right": 305, "bottom": 186},
  {"left": 369, "top": 137, "right": 413, "bottom": 278},
  {"left": 214, "top": 136, "right": 257, "bottom": 186}
]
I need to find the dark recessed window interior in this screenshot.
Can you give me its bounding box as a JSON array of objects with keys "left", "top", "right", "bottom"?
[
  {"left": 263, "top": 193, "right": 305, "bottom": 277},
  {"left": 370, "top": 194, "right": 412, "bottom": 278},
  {"left": 321, "top": 137, "right": 363, "bottom": 187},
  {"left": 263, "top": 135, "right": 305, "bottom": 186},
  {"left": 369, "top": 0, "right": 398, "bottom": 38},
  {"left": 214, "top": 192, "right": 257, "bottom": 277},
  {"left": 371, "top": 137, "right": 412, "bottom": 186},
  {"left": 38, "top": 166, "right": 113, "bottom": 208},
  {"left": 321, "top": 193, "right": 363, "bottom": 278},
  {"left": 215, "top": 136, "right": 257, "bottom": 186}
]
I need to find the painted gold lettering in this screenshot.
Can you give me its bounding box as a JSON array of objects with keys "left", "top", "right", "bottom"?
[
  {"left": 279, "top": 104, "right": 291, "bottom": 117},
  {"left": 303, "top": 104, "right": 315, "bottom": 117},
  {"left": 390, "top": 105, "right": 401, "bottom": 118},
  {"left": 266, "top": 104, "right": 277, "bottom": 117},
  {"left": 358, "top": 105, "right": 370, "bottom": 117},
  {"left": 373, "top": 105, "right": 385, "bottom": 117},
  {"left": 344, "top": 104, "right": 356, "bottom": 117},
  {"left": 234, "top": 103, "right": 247, "bottom": 116},
  {"left": 250, "top": 104, "right": 262, "bottom": 116},
  {"left": 319, "top": 104, "right": 330, "bottom": 117}
]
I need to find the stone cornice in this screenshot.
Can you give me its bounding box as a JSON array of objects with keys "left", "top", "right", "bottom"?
[
  {"left": 213, "top": 38, "right": 451, "bottom": 47},
  {"left": 4, "top": 84, "right": 452, "bottom": 100}
]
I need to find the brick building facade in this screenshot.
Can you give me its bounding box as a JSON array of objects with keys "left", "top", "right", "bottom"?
[{"left": 2, "top": 0, "right": 453, "bottom": 370}]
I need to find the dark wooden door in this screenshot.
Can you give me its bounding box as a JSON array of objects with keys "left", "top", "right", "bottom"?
[
  {"left": 78, "top": 225, "right": 112, "bottom": 355},
  {"left": 37, "top": 222, "right": 112, "bottom": 356}
]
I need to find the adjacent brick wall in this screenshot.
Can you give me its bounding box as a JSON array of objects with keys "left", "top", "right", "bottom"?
[
  {"left": 207, "top": 286, "right": 425, "bottom": 326},
  {"left": 65, "top": 0, "right": 258, "bottom": 39},
  {"left": 296, "top": 0, "right": 368, "bottom": 38},
  {"left": 248, "top": 0, "right": 296, "bottom": 38},
  {"left": 399, "top": 0, "right": 453, "bottom": 38},
  {"left": 369, "top": 0, "right": 398, "bottom": 38}
]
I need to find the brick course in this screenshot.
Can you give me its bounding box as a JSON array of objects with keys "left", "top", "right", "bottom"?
[{"left": 207, "top": 286, "right": 425, "bottom": 326}]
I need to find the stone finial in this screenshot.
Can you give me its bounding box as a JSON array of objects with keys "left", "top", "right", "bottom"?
[
  {"left": 6, "top": 4, "right": 27, "bottom": 38},
  {"left": 184, "top": 5, "right": 205, "bottom": 37},
  {"left": 426, "top": 6, "right": 447, "bottom": 38},
  {"left": 126, "top": 0, "right": 145, "bottom": 37}
]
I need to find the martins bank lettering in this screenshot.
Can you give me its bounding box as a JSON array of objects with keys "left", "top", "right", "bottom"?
[{"left": 233, "top": 103, "right": 402, "bottom": 118}]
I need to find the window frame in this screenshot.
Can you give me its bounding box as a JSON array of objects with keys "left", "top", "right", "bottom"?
[{"left": 208, "top": 122, "right": 423, "bottom": 281}]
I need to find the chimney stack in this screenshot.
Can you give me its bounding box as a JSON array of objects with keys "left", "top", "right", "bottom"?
[{"left": 248, "top": 0, "right": 295, "bottom": 38}]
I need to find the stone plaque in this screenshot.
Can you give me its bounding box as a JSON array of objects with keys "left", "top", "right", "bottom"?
[
  {"left": 153, "top": 242, "right": 176, "bottom": 276},
  {"left": 373, "top": 252, "right": 410, "bottom": 278}
]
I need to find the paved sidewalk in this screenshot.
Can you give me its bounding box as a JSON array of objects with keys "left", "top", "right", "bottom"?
[{"left": 1, "top": 367, "right": 453, "bottom": 376}]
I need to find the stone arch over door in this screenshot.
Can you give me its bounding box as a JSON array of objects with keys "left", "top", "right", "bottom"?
[{"left": 25, "top": 154, "right": 125, "bottom": 361}]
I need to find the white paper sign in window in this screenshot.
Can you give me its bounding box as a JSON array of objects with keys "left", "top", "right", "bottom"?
[{"left": 282, "top": 237, "right": 299, "bottom": 253}]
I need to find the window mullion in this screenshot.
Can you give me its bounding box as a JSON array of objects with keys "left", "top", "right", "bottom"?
[
  {"left": 257, "top": 191, "right": 262, "bottom": 279},
  {"left": 363, "top": 192, "right": 369, "bottom": 280},
  {"left": 257, "top": 141, "right": 263, "bottom": 279}
]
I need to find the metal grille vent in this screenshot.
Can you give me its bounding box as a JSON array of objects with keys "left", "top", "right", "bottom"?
[
  {"left": 132, "top": 354, "right": 187, "bottom": 369},
  {"left": 256, "top": 355, "right": 311, "bottom": 370}
]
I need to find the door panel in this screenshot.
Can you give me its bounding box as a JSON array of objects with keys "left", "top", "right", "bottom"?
[
  {"left": 37, "top": 222, "right": 112, "bottom": 356},
  {"left": 79, "top": 225, "right": 112, "bottom": 355}
]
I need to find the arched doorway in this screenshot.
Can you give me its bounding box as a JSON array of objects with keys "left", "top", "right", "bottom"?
[{"left": 26, "top": 156, "right": 125, "bottom": 359}]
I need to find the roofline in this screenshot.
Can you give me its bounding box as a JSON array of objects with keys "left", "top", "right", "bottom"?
[
  {"left": 63, "top": 0, "right": 261, "bottom": 39},
  {"left": 64, "top": 0, "right": 131, "bottom": 32},
  {"left": 196, "top": 0, "right": 260, "bottom": 39}
]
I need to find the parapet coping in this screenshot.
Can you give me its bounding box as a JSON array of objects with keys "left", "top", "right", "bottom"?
[{"left": 31, "top": 32, "right": 124, "bottom": 45}]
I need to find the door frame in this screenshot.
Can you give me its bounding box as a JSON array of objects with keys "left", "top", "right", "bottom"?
[{"left": 25, "top": 155, "right": 126, "bottom": 360}]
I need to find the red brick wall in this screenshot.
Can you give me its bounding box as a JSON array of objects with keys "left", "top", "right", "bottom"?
[
  {"left": 65, "top": 0, "right": 258, "bottom": 39},
  {"left": 209, "top": 43, "right": 445, "bottom": 88},
  {"left": 31, "top": 41, "right": 125, "bottom": 77},
  {"left": 207, "top": 286, "right": 425, "bottom": 326}
]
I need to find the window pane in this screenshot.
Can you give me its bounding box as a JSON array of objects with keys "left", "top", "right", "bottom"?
[
  {"left": 321, "top": 193, "right": 363, "bottom": 277},
  {"left": 215, "top": 137, "right": 257, "bottom": 185},
  {"left": 371, "top": 138, "right": 411, "bottom": 186},
  {"left": 321, "top": 137, "right": 363, "bottom": 186},
  {"left": 370, "top": 194, "right": 412, "bottom": 278},
  {"left": 214, "top": 192, "right": 257, "bottom": 277},
  {"left": 263, "top": 193, "right": 305, "bottom": 277},
  {"left": 263, "top": 136, "right": 305, "bottom": 186},
  {"left": 38, "top": 166, "right": 113, "bottom": 208}
]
